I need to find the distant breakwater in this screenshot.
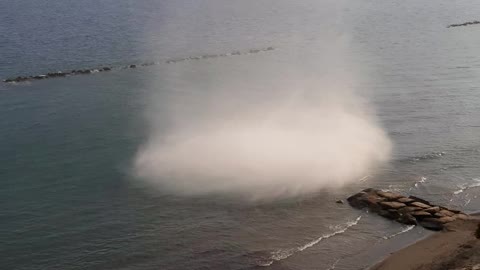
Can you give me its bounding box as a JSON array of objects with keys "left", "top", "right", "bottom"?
[
  {"left": 2, "top": 47, "right": 275, "bottom": 84},
  {"left": 447, "top": 20, "right": 480, "bottom": 28}
]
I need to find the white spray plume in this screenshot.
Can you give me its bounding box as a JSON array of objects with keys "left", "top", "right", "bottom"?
[{"left": 134, "top": 20, "right": 391, "bottom": 201}]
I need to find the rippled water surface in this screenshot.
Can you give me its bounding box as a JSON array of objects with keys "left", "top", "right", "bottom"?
[{"left": 1, "top": 0, "right": 480, "bottom": 269}]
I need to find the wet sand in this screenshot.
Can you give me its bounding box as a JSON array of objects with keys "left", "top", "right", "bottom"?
[{"left": 370, "top": 218, "right": 480, "bottom": 270}]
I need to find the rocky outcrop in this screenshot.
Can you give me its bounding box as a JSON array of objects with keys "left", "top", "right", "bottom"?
[
  {"left": 453, "top": 264, "right": 480, "bottom": 270},
  {"left": 347, "top": 188, "right": 469, "bottom": 231},
  {"left": 448, "top": 20, "right": 480, "bottom": 28},
  {"left": 3, "top": 47, "right": 276, "bottom": 84}
]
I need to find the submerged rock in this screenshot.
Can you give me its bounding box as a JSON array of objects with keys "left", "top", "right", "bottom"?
[
  {"left": 418, "top": 218, "right": 444, "bottom": 231},
  {"left": 398, "top": 213, "right": 417, "bottom": 225},
  {"left": 347, "top": 188, "right": 468, "bottom": 231},
  {"left": 77, "top": 69, "right": 91, "bottom": 74}
]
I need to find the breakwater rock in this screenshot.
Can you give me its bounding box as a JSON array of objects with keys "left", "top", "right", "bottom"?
[
  {"left": 2, "top": 47, "right": 275, "bottom": 84},
  {"left": 347, "top": 188, "right": 469, "bottom": 231},
  {"left": 448, "top": 20, "right": 480, "bottom": 28}
]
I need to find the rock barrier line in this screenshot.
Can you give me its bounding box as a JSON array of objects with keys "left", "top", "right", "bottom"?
[
  {"left": 347, "top": 188, "right": 469, "bottom": 231},
  {"left": 448, "top": 20, "right": 480, "bottom": 28},
  {"left": 3, "top": 47, "right": 275, "bottom": 84}
]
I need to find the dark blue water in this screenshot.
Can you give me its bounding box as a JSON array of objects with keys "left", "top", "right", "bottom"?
[{"left": 2, "top": 1, "right": 480, "bottom": 269}]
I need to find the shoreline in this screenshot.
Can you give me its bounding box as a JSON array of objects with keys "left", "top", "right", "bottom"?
[{"left": 368, "top": 218, "right": 480, "bottom": 270}]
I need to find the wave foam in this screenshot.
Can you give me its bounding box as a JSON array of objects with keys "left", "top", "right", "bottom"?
[
  {"left": 415, "top": 177, "right": 427, "bottom": 188},
  {"left": 402, "top": 152, "right": 446, "bottom": 164},
  {"left": 382, "top": 225, "right": 415, "bottom": 240},
  {"left": 326, "top": 259, "right": 340, "bottom": 270},
  {"left": 453, "top": 178, "right": 480, "bottom": 195},
  {"left": 257, "top": 216, "right": 361, "bottom": 267},
  {"left": 408, "top": 176, "right": 427, "bottom": 192}
]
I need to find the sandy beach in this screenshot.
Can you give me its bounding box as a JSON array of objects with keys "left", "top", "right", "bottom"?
[{"left": 371, "top": 218, "right": 480, "bottom": 270}]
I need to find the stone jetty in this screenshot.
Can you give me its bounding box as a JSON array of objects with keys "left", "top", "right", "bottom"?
[
  {"left": 2, "top": 47, "right": 275, "bottom": 84},
  {"left": 448, "top": 20, "right": 480, "bottom": 28},
  {"left": 2, "top": 66, "right": 138, "bottom": 83},
  {"left": 347, "top": 188, "right": 469, "bottom": 231}
]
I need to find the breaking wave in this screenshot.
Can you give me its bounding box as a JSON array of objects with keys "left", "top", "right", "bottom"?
[
  {"left": 256, "top": 216, "right": 361, "bottom": 267},
  {"left": 414, "top": 176, "right": 427, "bottom": 188},
  {"left": 402, "top": 152, "right": 446, "bottom": 163},
  {"left": 382, "top": 225, "right": 415, "bottom": 240},
  {"left": 326, "top": 259, "right": 340, "bottom": 270},
  {"left": 453, "top": 178, "right": 480, "bottom": 195},
  {"left": 449, "top": 178, "right": 480, "bottom": 207},
  {"left": 359, "top": 175, "right": 370, "bottom": 183},
  {"left": 408, "top": 176, "right": 427, "bottom": 192}
]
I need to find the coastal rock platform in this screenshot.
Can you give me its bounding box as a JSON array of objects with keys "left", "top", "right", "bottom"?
[{"left": 348, "top": 188, "right": 469, "bottom": 231}]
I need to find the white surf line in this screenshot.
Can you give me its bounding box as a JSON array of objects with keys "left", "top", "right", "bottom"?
[
  {"left": 408, "top": 176, "right": 427, "bottom": 192},
  {"left": 265, "top": 216, "right": 362, "bottom": 265},
  {"left": 450, "top": 178, "right": 480, "bottom": 202},
  {"left": 382, "top": 225, "right": 415, "bottom": 240},
  {"left": 325, "top": 259, "right": 340, "bottom": 270},
  {"left": 359, "top": 175, "right": 370, "bottom": 182},
  {"left": 415, "top": 176, "right": 427, "bottom": 188},
  {"left": 298, "top": 216, "right": 362, "bottom": 252}
]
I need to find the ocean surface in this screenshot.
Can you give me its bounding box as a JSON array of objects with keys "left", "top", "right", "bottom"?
[{"left": 2, "top": 0, "right": 480, "bottom": 269}]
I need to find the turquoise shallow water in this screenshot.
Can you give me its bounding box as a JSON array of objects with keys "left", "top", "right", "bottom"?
[{"left": 2, "top": 1, "right": 480, "bottom": 269}]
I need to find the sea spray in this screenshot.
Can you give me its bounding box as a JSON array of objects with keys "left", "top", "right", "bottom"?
[
  {"left": 134, "top": 3, "right": 391, "bottom": 200},
  {"left": 134, "top": 92, "right": 391, "bottom": 199},
  {"left": 133, "top": 61, "right": 392, "bottom": 199}
]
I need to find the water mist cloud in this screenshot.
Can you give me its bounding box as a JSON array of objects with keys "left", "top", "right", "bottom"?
[
  {"left": 135, "top": 104, "right": 390, "bottom": 199},
  {"left": 134, "top": 60, "right": 391, "bottom": 200},
  {"left": 134, "top": 2, "right": 391, "bottom": 199}
]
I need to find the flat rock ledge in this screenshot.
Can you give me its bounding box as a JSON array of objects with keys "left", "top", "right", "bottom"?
[{"left": 347, "top": 188, "right": 469, "bottom": 231}]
